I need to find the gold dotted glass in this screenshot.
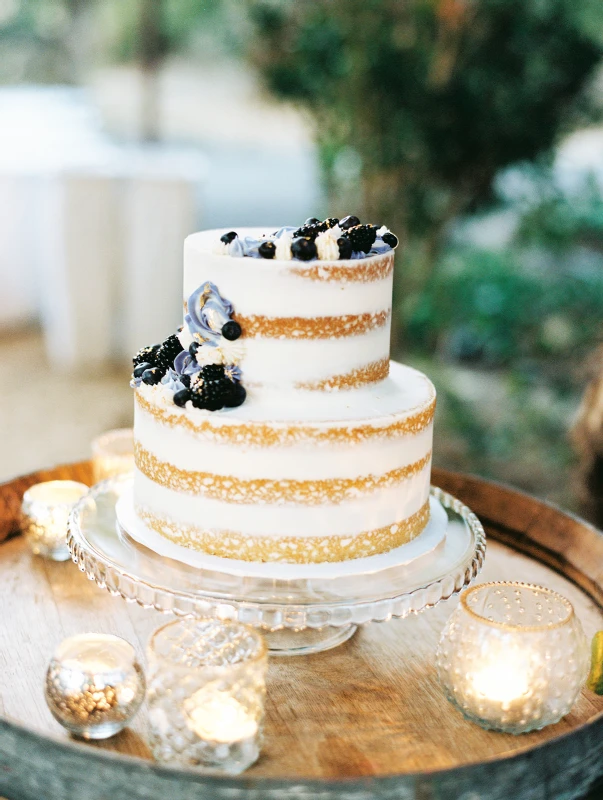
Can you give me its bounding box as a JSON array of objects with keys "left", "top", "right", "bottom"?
[
  {"left": 22, "top": 480, "right": 89, "bottom": 561},
  {"left": 146, "top": 619, "right": 267, "bottom": 774},
  {"left": 92, "top": 428, "right": 135, "bottom": 483},
  {"left": 45, "top": 633, "right": 145, "bottom": 739},
  {"left": 436, "top": 582, "right": 589, "bottom": 734}
]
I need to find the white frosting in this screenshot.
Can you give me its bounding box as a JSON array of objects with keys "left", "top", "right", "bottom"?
[
  {"left": 134, "top": 466, "right": 431, "bottom": 539},
  {"left": 137, "top": 361, "right": 433, "bottom": 423},
  {"left": 274, "top": 231, "right": 293, "bottom": 261},
  {"left": 316, "top": 229, "right": 340, "bottom": 261}
]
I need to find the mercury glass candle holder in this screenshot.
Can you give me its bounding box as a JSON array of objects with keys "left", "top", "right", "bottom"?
[
  {"left": 92, "top": 428, "right": 135, "bottom": 483},
  {"left": 45, "top": 633, "right": 146, "bottom": 739},
  {"left": 147, "top": 618, "right": 267, "bottom": 774},
  {"left": 436, "top": 582, "right": 590, "bottom": 734},
  {"left": 22, "top": 480, "right": 89, "bottom": 561}
]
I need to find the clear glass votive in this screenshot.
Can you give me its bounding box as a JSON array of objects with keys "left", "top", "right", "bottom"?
[
  {"left": 22, "top": 480, "right": 89, "bottom": 561},
  {"left": 92, "top": 428, "right": 134, "bottom": 483},
  {"left": 436, "top": 582, "right": 590, "bottom": 734},
  {"left": 147, "top": 618, "right": 267, "bottom": 774}
]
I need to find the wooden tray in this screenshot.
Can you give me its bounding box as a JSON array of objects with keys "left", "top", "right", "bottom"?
[{"left": 1, "top": 463, "right": 603, "bottom": 800}]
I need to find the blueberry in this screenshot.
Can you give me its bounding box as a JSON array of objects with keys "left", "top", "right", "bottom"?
[
  {"left": 222, "top": 320, "right": 242, "bottom": 341},
  {"left": 179, "top": 374, "right": 191, "bottom": 388},
  {"left": 224, "top": 382, "right": 247, "bottom": 408},
  {"left": 304, "top": 217, "right": 321, "bottom": 225},
  {"left": 291, "top": 237, "right": 318, "bottom": 261},
  {"left": 141, "top": 367, "right": 163, "bottom": 385},
  {"left": 220, "top": 231, "right": 238, "bottom": 244},
  {"left": 258, "top": 240, "right": 276, "bottom": 259},
  {"left": 339, "top": 215, "right": 360, "bottom": 230},
  {"left": 337, "top": 236, "right": 353, "bottom": 259},
  {"left": 173, "top": 389, "right": 191, "bottom": 407},
  {"left": 382, "top": 232, "right": 398, "bottom": 248},
  {"left": 133, "top": 362, "right": 152, "bottom": 378}
]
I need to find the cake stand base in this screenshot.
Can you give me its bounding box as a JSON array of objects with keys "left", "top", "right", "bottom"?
[{"left": 264, "top": 625, "right": 358, "bottom": 656}]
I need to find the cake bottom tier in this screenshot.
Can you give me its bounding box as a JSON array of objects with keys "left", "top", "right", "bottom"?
[
  {"left": 134, "top": 496, "right": 431, "bottom": 563},
  {"left": 132, "top": 361, "right": 435, "bottom": 564}
]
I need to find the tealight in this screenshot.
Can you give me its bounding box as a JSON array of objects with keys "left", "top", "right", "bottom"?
[
  {"left": 147, "top": 618, "right": 267, "bottom": 773},
  {"left": 91, "top": 428, "right": 135, "bottom": 483},
  {"left": 21, "top": 480, "right": 89, "bottom": 561},
  {"left": 436, "top": 582, "right": 589, "bottom": 734}
]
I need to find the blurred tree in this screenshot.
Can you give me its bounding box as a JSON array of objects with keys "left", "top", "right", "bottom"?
[{"left": 244, "top": 0, "right": 603, "bottom": 325}]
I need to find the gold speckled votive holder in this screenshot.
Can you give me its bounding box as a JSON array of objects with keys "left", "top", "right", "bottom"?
[
  {"left": 92, "top": 428, "right": 135, "bottom": 483},
  {"left": 436, "top": 582, "right": 590, "bottom": 734},
  {"left": 21, "top": 480, "right": 89, "bottom": 561}
]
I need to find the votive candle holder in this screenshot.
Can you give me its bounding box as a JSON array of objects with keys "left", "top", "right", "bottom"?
[
  {"left": 22, "top": 480, "right": 89, "bottom": 561},
  {"left": 146, "top": 618, "right": 267, "bottom": 774},
  {"left": 92, "top": 428, "right": 134, "bottom": 483},
  {"left": 436, "top": 582, "right": 589, "bottom": 734}
]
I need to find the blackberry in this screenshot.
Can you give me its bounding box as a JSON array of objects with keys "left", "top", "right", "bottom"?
[
  {"left": 291, "top": 237, "right": 318, "bottom": 261},
  {"left": 220, "top": 231, "right": 238, "bottom": 244},
  {"left": 258, "top": 240, "right": 276, "bottom": 259},
  {"left": 224, "top": 381, "right": 246, "bottom": 408},
  {"left": 155, "top": 333, "right": 184, "bottom": 371},
  {"left": 141, "top": 367, "right": 164, "bottom": 385},
  {"left": 222, "top": 320, "right": 242, "bottom": 341},
  {"left": 382, "top": 231, "right": 398, "bottom": 248},
  {"left": 346, "top": 224, "right": 377, "bottom": 254},
  {"left": 339, "top": 215, "right": 361, "bottom": 230},
  {"left": 179, "top": 373, "right": 191, "bottom": 388},
  {"left": 133, "top": 343, "right": 160, "bottom": 368},
  {"left": 200, "top": 364, "right": 225, "bottom": 380},
  {"left": 337, "top": 236, "right": 353, "bottom": 260},
  {"left": 323, "top": 217, "right": 339, "bottom": 229},
  {"left": 292, "top": 223, "right": 320, "bottom": 240}
]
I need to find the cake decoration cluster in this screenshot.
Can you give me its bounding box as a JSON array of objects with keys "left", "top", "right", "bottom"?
[
  {"left": 213, "top": 215, "right": 398, "bottom": 262},
  {"left": 131, "top": 282, "right": 246, "bottom": 411}
]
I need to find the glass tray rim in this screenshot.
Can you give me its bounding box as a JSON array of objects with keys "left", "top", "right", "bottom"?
[{"left": 67, "top": 477, "right": 486, "bottom": 630}]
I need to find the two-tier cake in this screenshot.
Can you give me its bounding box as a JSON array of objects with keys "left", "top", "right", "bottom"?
[{"left": 129, "top": 217, "right": 436, "bottom": 564}]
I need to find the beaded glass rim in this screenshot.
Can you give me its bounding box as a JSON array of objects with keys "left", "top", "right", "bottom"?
[
  {"left": 460, "top": 581, "right": 574, "bottom": 632},
  {"left": 67, "top": 478, "right": 486, "bottom": 629},
  {"left": 148, "top": 617, "right": 268, "bottom": 670}
]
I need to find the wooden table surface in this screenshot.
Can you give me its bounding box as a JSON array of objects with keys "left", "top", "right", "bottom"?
[{"left": 0, "top": 463, "right": 602, "bottom": 800}]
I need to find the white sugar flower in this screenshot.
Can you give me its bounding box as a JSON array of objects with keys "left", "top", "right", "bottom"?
[
  {"left": 316, "top": 230, "right": 340, "bottom": 261},
  {"left": 275, "top": 232, "right": 293, "bottom": 261},
  {"left": 195, "top": 346, "right": 224, "bottom": 366},
  {"left": 217, "top": 336, "right": 245, "bottom": 365}
]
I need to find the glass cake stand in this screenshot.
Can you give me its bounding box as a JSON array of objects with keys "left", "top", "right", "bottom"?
[{"left": 67, "top": 476, "right": 486, "bottom": 656}]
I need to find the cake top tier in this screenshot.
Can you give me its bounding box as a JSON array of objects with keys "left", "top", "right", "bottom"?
[
  {"left": 208, "top": 216, "right": 398, "bottom": 263},
  {"left": 131, "top": 220, "right": 398, "bottom": 414}
]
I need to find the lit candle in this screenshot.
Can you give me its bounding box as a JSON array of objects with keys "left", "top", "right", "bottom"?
[
  {"left": 184, "top": 688, "right": 259, "bottom": 743},
  {"left": 22, "top": 480, "right": 89, "bottom": 561},
  {"left": 471, "top": 651, "right": 532, "bottom": 707},
  {"left": 91, "top": 428, "right": 134, "bottom": 483}
]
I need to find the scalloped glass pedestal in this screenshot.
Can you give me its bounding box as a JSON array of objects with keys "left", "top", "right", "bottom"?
[{"left": 67, "top": 476, "right": 486, "bottom": 656}]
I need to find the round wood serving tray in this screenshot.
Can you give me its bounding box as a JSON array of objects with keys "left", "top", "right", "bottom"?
[{"left": 1, "top": 463, "right": 603, "bottom": 800}]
